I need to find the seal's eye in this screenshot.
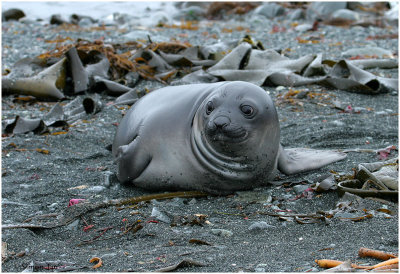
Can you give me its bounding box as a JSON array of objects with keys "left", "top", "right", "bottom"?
[
  {"left": 206, "top": 101, "right": 214, "bottom": 115},
  {"left": 240, "top": 105, "right": 254, "bottom": 117}
]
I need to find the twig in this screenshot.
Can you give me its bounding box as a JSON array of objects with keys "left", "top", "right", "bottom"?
[
  {"left": 3, "top": 191, "right": 209, "bottom": 230},
  {"left": 115, "top": 191, "right": 208, "bottom": 207}
]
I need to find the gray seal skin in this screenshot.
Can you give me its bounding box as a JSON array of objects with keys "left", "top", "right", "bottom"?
[{"left": 112, "top": 81, "right": 346, "bottom": 194}]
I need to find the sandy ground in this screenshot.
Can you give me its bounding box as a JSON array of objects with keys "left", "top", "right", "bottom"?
[{"left": 1, "top": 3, "right": 398, "bottom": 272}]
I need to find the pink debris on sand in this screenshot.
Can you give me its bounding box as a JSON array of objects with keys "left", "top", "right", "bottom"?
[
  {"left": 68, "top": 199, "right": 86, "bottom": 207},
  {"left": 377, "top": 145, "right": 397, "bottom": 160}
]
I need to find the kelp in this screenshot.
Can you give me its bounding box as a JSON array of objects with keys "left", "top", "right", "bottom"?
[
  {"left": 3, "top": 94, "right": 102, "bottom": 135},
  {"left": 2, "top": 36, "right": 398, "bottom": 103},
  {"left": 2, "top": 58, "right": 66, "bottom": 100},
  {"left": 337, "top": 158, "right": 398, "bottom": 199},
  {"left": 180, "top": 41, "right": 398, "bottom": 94}
]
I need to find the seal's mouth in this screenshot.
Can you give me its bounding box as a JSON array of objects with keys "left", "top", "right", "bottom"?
[{"left": 206, "top": 124, "right": 248, "bottom": 144}]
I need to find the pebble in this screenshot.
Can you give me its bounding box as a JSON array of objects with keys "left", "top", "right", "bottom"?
[
  {"left": 173, "top": 6, "right": 206, "bottom": 21},
  {"left": 47, "top": 203, "right": 58, "bottom": 211},
  {"left": 2, "top": 8, "right": 26, "bottom": 21},
  {"left": 295, "top": 23, "right": 313, "bottom": 32},
  {"left": 385, "top": 4, "right": 399, "bottom": 22},
  {"left": 122, "top": 30, "right": 155, "bottom": 41},
  {"left": 66, "top": 219, "right": 80, "bottom": 231},
  {"left": 50, "top": 14, "right": 67, "bottom": 25},
  {"left": 84, "top": 185, "right": 106, "bottom": 193},
  {"left": 101, "top": 253, "right": 117, "bottom": 258},
  {"left": 78, "top": 18, "right": 94, "bottom": 28},
  {"left": 168, "top": 197, "right": 184, "bottom": 207},
  {"left": 341, "top": 46, "right": 394, "bottom": 58},
  {"left": 331, "top": 120, "right": 345, "bottom": 127},
  {"left": 306, "top": 2, "right": 347, "bottom": 20},
  {"left": 331, "top": 9, "right": 360, "bottom": 21},
  {"left": 143, "top": 11, "right": 172, "bottom": 27},
  {"left": 288, "top": 9, "right": 305, "bottom": 21},
  {"left": 102, "top": 171, "right": 114, "bottom": 187},
  {"left": 334, "top": 212, "right": 363, "bottom": 219},
  {"left": 151, "top": 207, "right": 171, "bottom": 223},
  {"left": 293, "top": 184, "right": 310, "bottom": 194},
  {"left": 211, "top": 229, "right": 233, "bottom": 237},
  {"left": 248, "top": 221, "right": 275, "bottom": 231},
  {"left": 253, "top": 3, "right": 285, "bottom": 19},
  {"left": 255, "top": 264, "right": 269, "bottom": 272}
]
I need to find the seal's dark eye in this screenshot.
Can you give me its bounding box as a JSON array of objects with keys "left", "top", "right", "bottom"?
[
  {"left": 206, "top": 101, "right": 214, "bottom": 115},
  {"left": 240, "top": 105, "right": 254, "bottom": 117}
]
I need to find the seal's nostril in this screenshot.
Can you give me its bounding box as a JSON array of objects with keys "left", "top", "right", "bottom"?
[{"left": 213, "top": 116, "right": 230, "bottom": 128}]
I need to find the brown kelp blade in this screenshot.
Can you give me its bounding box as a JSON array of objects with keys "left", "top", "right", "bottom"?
[
  {"left": 65, "top": 47, "right": 89, "bottom": 94},
  {"left": 2, "top": 58, "right": 66, "bottom": 100}
]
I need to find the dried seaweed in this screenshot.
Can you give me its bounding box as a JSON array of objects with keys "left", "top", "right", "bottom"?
[{"left": 155, "top": 259, "right": 206, "bottom": 272}]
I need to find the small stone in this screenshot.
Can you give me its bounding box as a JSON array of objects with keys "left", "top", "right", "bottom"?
[
  {"left": 102, "top": 171, "right": 114, "bottom": 187},
  {"left": 168, "top": 197, "right": 184, "bottom": 207},
  {"left": 66, "top": 219, "right": 80, "bottom": 231},
  {"left": 151, "top": 207, "right": 171, "bottom": 224},
  {"left": 101, "top": 253, "right": 117, "bottom": 258},
  {"left": 295, "top": 90, "right": 308, "bottom": 99},
  {"left": 78, "top": 17, "right": 93, "bottom": 27},
  {"left": 47, "top": 203, "right": 58, "bottom": 211},
  {"left": 293, "top": 184, "right": 310, "bottom": 194},
  {"left": 122, "top": 30, "right": 153, "bottom": 41},
  {"left": 295, "top": 23, "right": 313, "bottom": 32},
  {"left": 248, "top": 221, "right": 274, "bottom": 231},
  {"left": 375, "top": 111, "right": 388, "bottom": 116},
  {"left": 255, "top": 264, "right": 268, "bottom": 272},
  {"left": 16, "top": 251, "right": 26, "bottom": 257},
  {"left": 385, "top": 4, "right": 398, "bottom": 22},
  {"left": 334, "top": 212, "right": 362, "bottom": 219},
  {"left": 331, "top": 120, "right": 345, "bottom": 127},
  {"left": 151, "top": 199, "right": 163, "bottom": 205},
  {"left": 254, "top": 3, "right": 285, "bottom": 19},
  {"left": 331, "top": 9, "right": 360, "bottom": 21},
  {"left": 2, "top": 8, "right": 25, "bottom": 21},
  {"left": 173, "top": 6, "right": 206, "bottom": 21},
  {"left": 288, "top": 9, "right": 305, "bottom": 20},
  {"left": 341, "top": 46, "right": 393, "bottom": 59},
  {"left": 211, "top": 229, "right": 233, "bottom": 237},
  {"left": 85, "top": 185, "right": 106, "bottom": 193},
  {"left": 50, "top": 14, "right": 67, "bottom": 25},
  {"left": 306, "top": 2, "right": 347, "bottom": 21}
]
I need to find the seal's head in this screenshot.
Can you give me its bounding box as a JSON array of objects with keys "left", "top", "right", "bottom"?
[{"left": 191, "top": 81, "right": 280, "bottom": 187}]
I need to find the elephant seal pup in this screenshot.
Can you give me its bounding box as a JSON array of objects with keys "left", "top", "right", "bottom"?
[{"left": 112, "top": 81, "right": 346, "bottom": 194}]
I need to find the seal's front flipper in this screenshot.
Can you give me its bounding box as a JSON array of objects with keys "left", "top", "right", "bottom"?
[
  {"left": 115, "top": 136, "right": 152, "bottom": 183},
  {"left": 278, "top": 144, "right": 346, "bottom": 175}
]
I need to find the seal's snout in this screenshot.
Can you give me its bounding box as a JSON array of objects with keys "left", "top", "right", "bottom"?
[{"left": 213, "top": 116, "right": 231, "bottom": 129}]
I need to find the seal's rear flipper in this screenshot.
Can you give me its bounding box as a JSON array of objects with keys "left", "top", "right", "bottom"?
[{"left": 278, "top": 144, "right": 346, "bottom": 175}]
